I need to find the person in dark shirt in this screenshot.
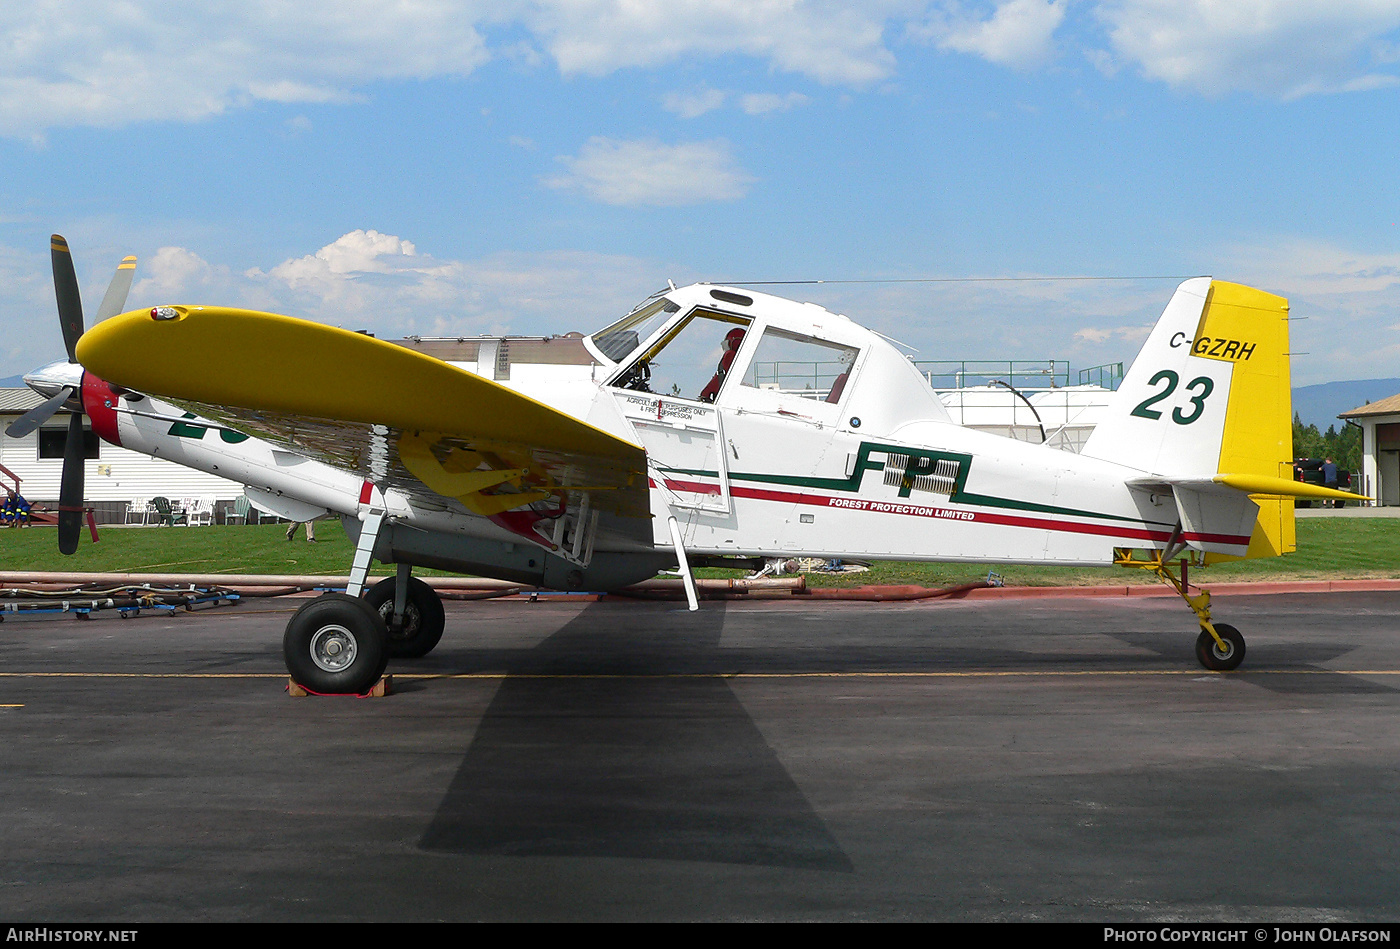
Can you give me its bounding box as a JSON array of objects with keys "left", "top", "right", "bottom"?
[
  {"left": 2, "top": 490, "right": 31, "bottom": 527},
  {"left": 1323, "top": 457, "right": 1339, "bottom": 508}
]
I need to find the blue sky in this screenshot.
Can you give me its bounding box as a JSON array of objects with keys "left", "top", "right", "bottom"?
[{"left": 3, "top": 1, "right": 1400, "bottom": 386}]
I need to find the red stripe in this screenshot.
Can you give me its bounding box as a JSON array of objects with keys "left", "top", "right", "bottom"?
[
  {"left": 660, "top": 477, "right": 1251, "bottom": 547},
  {"left": 1182, "top": 530, "right": 1253, "bottom": 546},
  {"left": 80, "top": 374, "right": 121, "bottom": 447},
  {"left": 358, "top": 481, "right": 373, "bottom": 505}
]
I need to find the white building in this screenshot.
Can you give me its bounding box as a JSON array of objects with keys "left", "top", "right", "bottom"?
[
  {"left": 0, "top": 387, "right": 243, "bottom": 522},
  {"left": 1339, "top": 395, "right": 1400, "bottom": 506}
]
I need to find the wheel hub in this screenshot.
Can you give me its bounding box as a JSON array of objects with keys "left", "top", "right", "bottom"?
[
  {"left": 309, "top": 624, "right": 358, "bottom": 672},
  {"left": 379, "top": 602, "right": 420, "bottom": 640}
]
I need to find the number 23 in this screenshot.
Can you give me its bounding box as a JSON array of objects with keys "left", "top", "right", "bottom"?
[{"left": 1130, "top": 370, "right": 1214, "bottom": 425}]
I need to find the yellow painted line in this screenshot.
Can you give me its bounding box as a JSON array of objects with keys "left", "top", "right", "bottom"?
[
  {"left": 1, "top": 670, "right": 1399, "bottom": 681},
  {"left": 398, "top": 669, "right": 1400, "bottom": 680},
  {"left": 0, "top": 704, "right": 24, "bottom": 707},
  {"left": 0, "top": 672, "right": 288, "bottom": 679}
]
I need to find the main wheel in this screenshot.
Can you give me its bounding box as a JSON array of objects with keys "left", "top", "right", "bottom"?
[
  {"left": 364, "top": 575, "right": 446, "bottom": 658},
  {"left": 1195, "top": 623, "right": 1245, "bottom": 672},
  {"left": 284, "top": 593, "right": 389, "bottom": 693}
]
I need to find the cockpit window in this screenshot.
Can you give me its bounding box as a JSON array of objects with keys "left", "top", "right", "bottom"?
[
  {"left": 589, "top": 298, "right": 680, "bottom": 364},
  {"left": 741, "top": 328, "right": 860, "bottom": 403},
  {"left": 611, "top": 309, "right": 752, "bottom": 402}
]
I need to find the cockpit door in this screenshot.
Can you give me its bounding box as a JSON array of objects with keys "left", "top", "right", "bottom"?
[
  {"left": 615, "top": 393, "right": 732, "bottom": 514},
  {"left": 604, "top": 307, "right": 751, "bottom": 514}
]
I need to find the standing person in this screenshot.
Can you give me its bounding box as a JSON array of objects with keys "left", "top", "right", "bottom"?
[
  {"left": 286, "top": 519, "right": 317, "bottom": 542},
  {"left": 1322, "top": 457, "right": 1339, "bottom": 508}
]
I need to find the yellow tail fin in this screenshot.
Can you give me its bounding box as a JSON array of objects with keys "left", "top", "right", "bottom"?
[{"left": 1194, "top": 281, "right": 1294, "bottom": 560}]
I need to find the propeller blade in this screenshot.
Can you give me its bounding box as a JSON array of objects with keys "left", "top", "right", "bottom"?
[
  {"left": 51, "top": 235, "right": 85, "bottom": 363},
  {"left": 93, "top": 256, "right": 138, "bottom": 323},
  {"left": 58, "top": 412, "right": 85, "bottom": 555},
  {"left": 3, "top": 385, "right": 74, "bottom": 439}
]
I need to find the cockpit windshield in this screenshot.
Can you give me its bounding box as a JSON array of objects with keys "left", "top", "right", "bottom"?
[{"left": 588, "top": 297, "right": 681, "bottom": 365}]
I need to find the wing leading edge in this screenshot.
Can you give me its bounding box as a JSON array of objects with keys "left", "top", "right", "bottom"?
[{"left": 77, "top": 306, "right": 652, "bottom": 547}]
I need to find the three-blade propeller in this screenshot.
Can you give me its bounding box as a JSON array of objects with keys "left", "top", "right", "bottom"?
[{"left": 3, "top": 236, "right": 137, "bottom": 554}]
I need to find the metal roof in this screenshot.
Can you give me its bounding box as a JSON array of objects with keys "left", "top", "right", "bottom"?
[
  {"left": 1339, "top": 392, "right": 1400, "bottom": 419},
  {"left": 0, "top": 387, "right": 80, "bottom": 415},
  {"left": 0, "top": 387, "right": 43, "bottom": 414}
]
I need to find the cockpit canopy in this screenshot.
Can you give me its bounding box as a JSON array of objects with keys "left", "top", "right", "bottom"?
[
  {"left": 587, "top": 296, "right": 680, "bottom": 366},
  {"left": 584, "top": 283, "right": 952, "bottom": 430}
]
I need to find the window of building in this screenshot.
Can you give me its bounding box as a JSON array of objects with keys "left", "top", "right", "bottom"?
[{"left": 38, "top": 427, "right": 100, "bottom": 460}]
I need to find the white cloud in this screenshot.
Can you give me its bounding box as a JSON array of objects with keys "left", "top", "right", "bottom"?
[
  {"left": 1218, "top": 238, "right": 1400, "bottom": 297},
  {"left": 544, "top": 137, "right": 755, "bottom": 207},
  {"left": 0, "top": 230, "right": 684, "bottom": 377},
  {"left": 0, "top": 1, "right": 908, "bottom": 138},
  {"left": 5, "top": 1, "right": 1400, "bottom": 139},
  {"left": 123, "top": 233, "right": 670, "bottom": 341},
  {"left": 528, "top": 0, "right": 899, "bottom": 85},
  {"left": 664, "top": 88, "right": 810, "bottom": 117},
  {"left": 1199, "top": 237, "right": 1400, "bottom": 384},
  {"left": 919, "top": 0, "right": 1067, "bottom": 69},
  {"left": 133, "top": 247, "right": 236, "bottom": 300},
  {"left": 739, "top": 92, "right": 811, "bottom": 114},
  {"left": 1095, "top": 0, "right": 1400, "bottom": 98},
  {"left": 663, "top": 88, "right": 728, "bottom": 118},
  {"left": 269, "top": 230, "right": 419, "bottom": 282},
  {"left": 0, "top": 1, "right": 493, "bottom": 139},
  {"left": 1073, "top": 324, "right": 1152, "bottom": 345}
]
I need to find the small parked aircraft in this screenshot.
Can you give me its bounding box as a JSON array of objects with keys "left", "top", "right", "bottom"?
[{"left": 10, "top": 236, "right": 1365, "bottom": 693}]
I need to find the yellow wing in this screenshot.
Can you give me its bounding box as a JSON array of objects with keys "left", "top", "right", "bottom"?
[{"left": 78, "top": 305, "right": 651, "bottom": 532}]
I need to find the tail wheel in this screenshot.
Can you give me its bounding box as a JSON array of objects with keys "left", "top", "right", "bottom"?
[
  {"left": 364, "top": 575, "right": 445, "bottom": 658},
  {"left": 284, "top": 593, "right": 389, "bottom": 693},
  {"left": 1195, "top": 623, "right": 1246, "bottom": 672}
]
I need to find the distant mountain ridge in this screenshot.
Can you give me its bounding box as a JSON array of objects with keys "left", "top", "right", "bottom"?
[{"left": 1292, "top": 378, "right": 1400, "bottom": 430}]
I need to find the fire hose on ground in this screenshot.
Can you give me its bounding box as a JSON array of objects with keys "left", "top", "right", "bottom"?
[{"left": 0, "top": 570, "right": 1006, "bottom": 618}]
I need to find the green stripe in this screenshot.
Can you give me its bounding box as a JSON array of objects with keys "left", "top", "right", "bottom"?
[{"left": 659, "top": 440, "right": 1175, "bottom": 527}]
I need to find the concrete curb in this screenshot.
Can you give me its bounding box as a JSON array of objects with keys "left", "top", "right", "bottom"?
[{"left": 957, "top": 578, "right": 1400, "bottom": 599}]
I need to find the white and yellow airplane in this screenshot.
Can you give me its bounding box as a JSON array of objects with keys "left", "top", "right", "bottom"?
[{"left": 10, "top": 236, "right": 1364, "bottom": 693}]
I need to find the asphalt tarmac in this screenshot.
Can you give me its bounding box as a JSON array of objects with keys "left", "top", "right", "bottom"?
[{"left": 2, "top": 590, "right": 1399, "bottom": 922}]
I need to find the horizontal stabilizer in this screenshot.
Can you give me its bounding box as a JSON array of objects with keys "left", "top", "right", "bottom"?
[{"left": 1213, "top": 473, "right": 1369, "bottom": 503}]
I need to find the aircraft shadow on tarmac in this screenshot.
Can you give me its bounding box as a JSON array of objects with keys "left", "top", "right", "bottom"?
[
  {"left": 1102, "top": 627, "right": 1398, "bottom": 696},
  {"left": 419, "top": 603, "right": 854, "bottom": 871}
]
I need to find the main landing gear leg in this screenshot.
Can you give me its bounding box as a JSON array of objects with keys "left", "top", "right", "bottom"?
[
  {"left": 1153, "top": 559, "right": 1246, "bottom": 672},
  {"left": 364, "top": 563, "right": 446, "bottom": 658},
  {"left": 283, "top": 506, "right": 390, "bottom": 694}
]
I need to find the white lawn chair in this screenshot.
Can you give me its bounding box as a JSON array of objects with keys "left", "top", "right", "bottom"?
[
  {"left": 125, "top": 498, "right": 151, "bottom": 525},
  {"left": 187, "top": 497, "right": 214, "bottom": 526}
]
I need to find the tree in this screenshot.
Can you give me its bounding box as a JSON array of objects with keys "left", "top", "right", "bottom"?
[{"left": 1292, "top": 414, "right": 1362, "bottom": 473}]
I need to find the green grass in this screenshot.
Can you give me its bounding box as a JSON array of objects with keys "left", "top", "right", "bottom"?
[
  {"left": 0, "top": 517, "right": 1397, "bottom": 587},
  {"left": 0, "top": 520, "right": 380, "bottom": 577}
]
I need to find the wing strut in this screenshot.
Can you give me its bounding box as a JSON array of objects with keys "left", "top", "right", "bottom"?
[
  {"left": 667, "top": 515, "right": 700, "bottom": 612},
  {"left": 347, "top": 488, "right": 387, "bottom": 598}
]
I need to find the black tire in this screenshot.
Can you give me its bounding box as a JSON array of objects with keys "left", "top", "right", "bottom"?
[
  {"left": 364, "top": 575, "right": 445, "bottom": 658},
  {"left": 284, "top": 593, "right": 389, "bottom": 693},
  {"left": 1195, "top": 623, "right": 1246, "bottom": 672}
]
